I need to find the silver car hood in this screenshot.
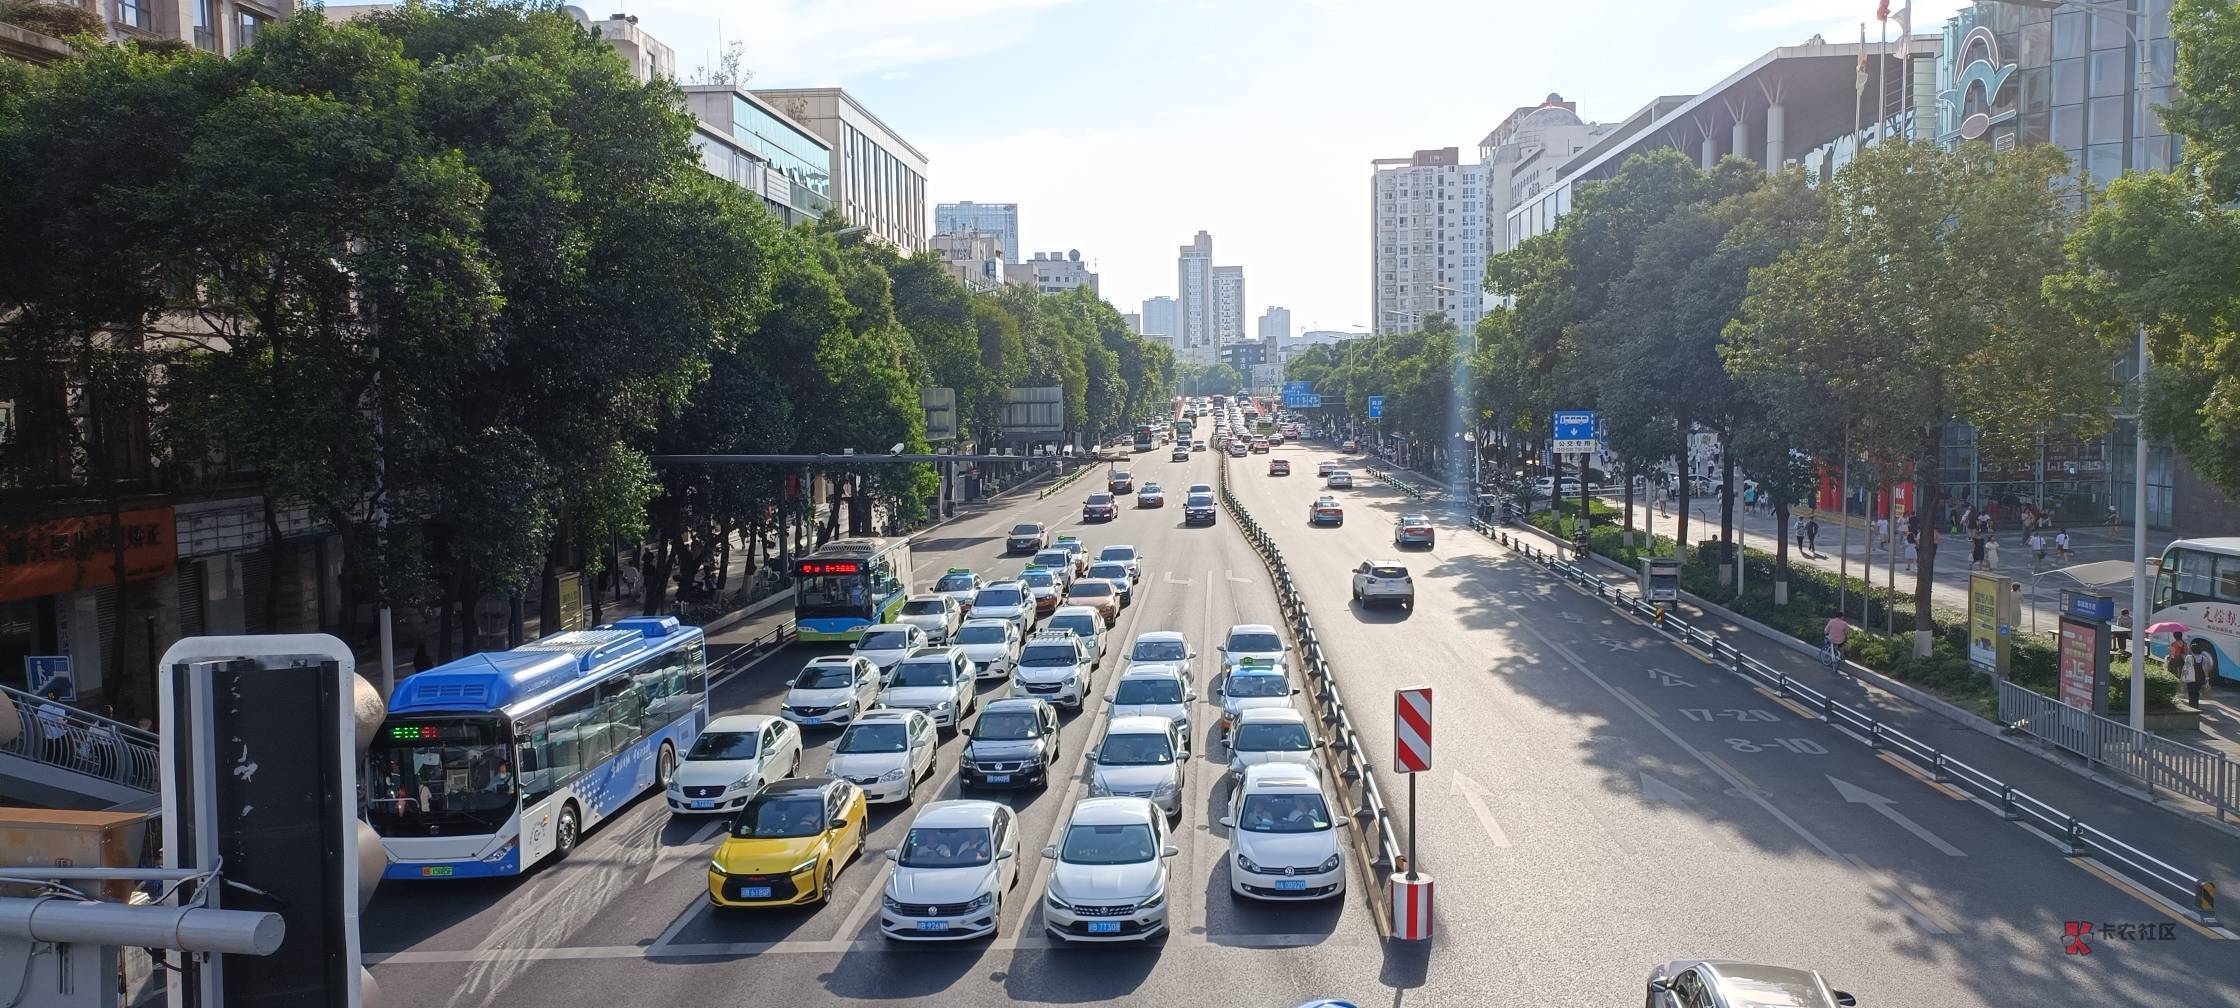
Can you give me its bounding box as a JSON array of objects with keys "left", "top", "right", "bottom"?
[
  {"left": 1093, "top": 763, "right": 1179, "bottom": 792},
  {"left": 824, "top": 751, "right": 905, "bottom": 778},
  {"left": 784, "top": 686, "right": 853, "bottom": 707},
  {"left": 957, "top": 643, "right": 1011, "bottom": 663},
  {"left": 1049, "top": 858, "right": 1164, "bottom": 903},
  {"left": 673, "top": 757, "right": 757, "bottom": 788},
  {"left": 1110, "top": 702, "right": 1188, "bottom": 726},
  {"left": 1232, "top": 827, "right": 1339, "bottom": 871},
  {"left": 1016, "top": 665, "right": 1084, "bottom": 684},
  {"left": 882, "top": 685, "right": 956, "bottom": 706}
]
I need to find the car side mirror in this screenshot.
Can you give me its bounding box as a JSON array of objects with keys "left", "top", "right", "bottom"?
[
  {"left": 996, "top": 849, "right": 1015, "bottom": 860},
  {"left": 1187, "top": 650, "right": 1197, "bottom": 659},
  {"left": 1218, "top": 815, "right": 1236, "bottom": 829},
  {"left": 1645, "top": 977, "right": 1673, "bottom": 994},
  {"left": 1104, "top": 694, "right": 1115, "bottom": 703},
  {"left": 1040, "top": 845, "right": 1058, "bottom": 859},
  {"left": 830, "top": 817, "right": 848, "bottom": 829},
  {"left": 884, "top": 849, "right": 898, "bottom": 861},
  {"left": 1160, "top": 845, "right": 1179, "bottom": 859},
  {"left": 1086, "top": 749, "right": 1099, "bottom": 761},
  {"left": 958, "top": 728, "right": 971, "bottom": 738},
  {"left": 1216, "top": 645, "right": 1228, "bottom": 653},
  {"left": 1290, "top": 687, "right": 1302, "bottom": 695},
  {"left": 1315, "top": 737, "right": 1327, "bottom": 747},
  {"left": 1832, "top": 995, "right": 1855, "bottom": 1008}
]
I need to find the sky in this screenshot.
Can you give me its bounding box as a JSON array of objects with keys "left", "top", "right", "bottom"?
[{"left": 622, "top": 0, "right": 1968, "bottom": 338}]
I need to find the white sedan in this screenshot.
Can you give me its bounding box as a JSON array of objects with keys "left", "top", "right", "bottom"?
[
  {"left": 826, "top": 709, "right": 939, "bottom": 804},
  {"left": 879, "top": 800, "right": 1021, "bottom": 940},
  {"left": 1221, "top": 764, "right": 1347, "bottom": 901},
  {"left": 779, "top": 656, "right": 881, "bottom": 728},
  {"left": 667, "top": 714, "right": 802, "bottom": 815}
]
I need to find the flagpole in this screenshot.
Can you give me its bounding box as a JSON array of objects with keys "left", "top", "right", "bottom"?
[
  {"left": 1855, "top": 23, "right": 1866, "bottom": 156},
  {"left": 1879, "top": 15, "right": 1890, "bottom": 145}
]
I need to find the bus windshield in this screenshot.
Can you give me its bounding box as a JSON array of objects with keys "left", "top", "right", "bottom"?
[
  {"left": 364, "top": 717, "right": 516, "bottom": 837},
  {"left": 797, "top": 571, "right": 869, "bottom": 618}
]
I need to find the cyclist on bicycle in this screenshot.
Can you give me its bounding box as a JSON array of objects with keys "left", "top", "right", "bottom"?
[{"left": 1822, "top": 613, "right": 1849, "bottom": 667}]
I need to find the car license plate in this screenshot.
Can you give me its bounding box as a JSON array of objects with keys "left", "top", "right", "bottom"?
[
  {"left": 1275, "top": 879, "right": 1307, "bottom": 891},
  {"left": 984, "top": 774, "right": 1010, "bottom": 784},
  {"left": 740, "top": 886, "right": 773, "bottom": 899},
  {"left": 915, "top": 920, "right": 950, "bottom": 932},
  {"left": 691, "top": 799, "right": 714, "bottom": 809},
  {"left": 419, "top": 866, "right": 454, "bottom": 877},
  {"left": 1086, "top": 921, "right": 1122, "bottom": 934}
]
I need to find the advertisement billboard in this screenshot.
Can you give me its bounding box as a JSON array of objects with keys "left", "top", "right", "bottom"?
[
  {"left": 1968, "top": 573, "right": 2011, "bottom": 677},
  {"left": 2057, "top": 616, "right": 2108, "bottom": 712}
]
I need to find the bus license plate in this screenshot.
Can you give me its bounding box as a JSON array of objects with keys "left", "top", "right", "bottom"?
[
  {"left": 1086, "top": 921, "right": 1122, "bottom": 934},
  {"left": 915, "top": 920, "right": 950, "bottom": 932},
  {"left": 740, "top": 886, "right": 773, "bottom": 899},
  {"left": 1275, "top": 879, "right": 1307, "bottom": 891},
  {"left": 691, "top": 800, "right": 714, "bottom": 810},
  {"left": 984, "top": 774, "right": 1010, "bottom": 784},
  {"left": 420, "top": 866, "right": 454, "bottom": 877}
]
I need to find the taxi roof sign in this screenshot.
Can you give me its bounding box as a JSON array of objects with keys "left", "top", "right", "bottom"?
[{"left": 1236, "top": 656, "right": 1278, "bottom": 668}]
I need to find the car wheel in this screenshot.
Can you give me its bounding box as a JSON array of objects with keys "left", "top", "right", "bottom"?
[
  {"left": 816, "top": 860, "right": 836, "bottom": 905},
  {"left": 1352, "top": 586, "right": 1361, "bottom": 602}
]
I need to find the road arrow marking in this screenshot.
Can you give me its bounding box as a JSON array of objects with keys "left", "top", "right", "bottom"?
[
  {"left": 1645, "top": 667, "right": 1693, "bottom": 688},
  {"left": 1448, "top": 771, "right": 1512, "bottom": 848},
  {"left": 1638, "top": 771, "right": 1696, "bottom": 806},
  {"left": 1828, "top": 775, "right": 1966, "bottom": 857},
  {"left": 1225, "top": 570, "right": 1253, "bottom": 584},
  {"left": 1559, "top": 611, "right": 1585, "bottom": 623},
  {"left": 1164, "top": 571, "right": 1192, "bottom": 586}
]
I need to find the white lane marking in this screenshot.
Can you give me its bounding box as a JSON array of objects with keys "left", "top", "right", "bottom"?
[
  {"left": 1828, "top": 775, "right": 1968, "bottom": 858},
  {"left": 1165, "top": 571, "right": 1192, "bottom": 586},
  {"left": 1448, "top": 771, "right": 1513, "bottom": 848},
  {"left": 1841, "top": 853, "right": 1956, "bottom": 935},
  {"left": 1225, "top": 570, "right": 1253, "bottom": 584},
  {"left": 647, "top": 818, "right": 725, "bottom": 879}
]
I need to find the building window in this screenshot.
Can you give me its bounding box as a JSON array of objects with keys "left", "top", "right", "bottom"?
[
  {"left": 236, "top": 7, "right": 269, "bottom": 51},
  {"left": 192, "top": 0, "right": 217, "bottom": 49},
  {"left": 115, "top": 0, "right": 152, "bottom": 30}
]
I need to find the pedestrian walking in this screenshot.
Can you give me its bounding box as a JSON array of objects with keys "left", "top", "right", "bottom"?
[
  {"left": 91, "top": 704, "right": 120, "bottom": 780},
  {"left": 2175, "top": 636, "right": 2203, "bottom": 709},
  {"left": 34, "top": 686, "right": 68, "bottom": 765},
  {"left": 1903, "top": 528, "right": 1920, "bottom": 572},
  {"left": 2055, "top": 529, "right": 2072, "bottom": 564},
  {"left": 1804, "top": 516, "right": 1820, "bottom": 556},
  {"left": 2028, "top": 531, "right": 2048, "bottom": 568},
  {"left": 1970, "top": 527, "right": 1988, "bottom": 570},
  {"left": 1793, "top": 515, "right": 1806, "bottom": 552}
]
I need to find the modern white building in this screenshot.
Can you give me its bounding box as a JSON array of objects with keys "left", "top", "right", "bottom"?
[
  {"left": 1278, "top": 329, "right": 1370, "bottom": 364},
  {"left": 754, "top": 87, "right": 929, "bottom": 251},
  {"left": 930, "top": 230, "right": 1007, "bottom": 293},
  {"left": 1140, "top": 296, "right": 1177, "bottom": 338},
  {"left": 682, "top": 85, "right": 835, "bottom": 227},
  {"left": 1006, "top": 250, "right": 1099, "bottom": 295},
  {"left": 1213, "top": 266, "right": 1246, "bottom": 347},
  {"left": 1478, "top": 94, "right": 1617, "bottom": 257},
  {"left": 1371, "top": 147, "right": 1488, "bottom": 336},
  {"left": 935, "top": 202, "right": 1019, "bottom": 264},
  {"left": 1257, "top": 306, "right": 1292, "bottom": 342},
  {"left": 1175, "top": 231, "right": 1216, "bottom": 364}
]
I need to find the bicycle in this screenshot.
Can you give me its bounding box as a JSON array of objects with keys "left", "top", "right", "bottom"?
[{"left": 1820, "top": 636, "right": 1842, "bottom": 670}]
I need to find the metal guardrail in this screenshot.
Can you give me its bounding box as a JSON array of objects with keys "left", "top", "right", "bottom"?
[
  {"left": 1213, "top": 452, "right": 1404, "bottom": 878},
  {"left": 1, "top": 681, "right": 160, "bottom": 794},
  {"left": 1996, "top": 680, "right": 2237, "bottom": 823},
  {"left": 1037, "top": 459, "right": 1096, "bottom": 499},
  {"left": 1465, "top": 513, "right": 2225, "bottom": 927}
]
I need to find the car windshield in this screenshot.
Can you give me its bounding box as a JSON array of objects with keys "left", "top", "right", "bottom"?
[
  {"left": 975, "top": 589, "right": 1022, "bottom": 608},
  {"left": 1049, "top": 616, "right": 1097, "bottom": 639},
  {"left": 730, "top": 794, "right": 828, "bottom": 839},
  {"left": 686, "top": 731, "right": 759, "bottom": 761},
  {"left": 1099, "top": 547, "right": 1135, "bottom": 562},
  {"left": 956, "top": 624, "right": 1008, "bottom": 645},
  {"left": 1227, "top": 632, "right": 1283, "bottom": 653},
  {"left": 1098, "top": 732, "right": 1174, "bottom": 765},
  {"left": 793, "top": 665, "right": 855, "bottom": 690},
  {"left": 1059, "top": 822, "right": 1158, "bottom": 865},
  {"left": 1186, "top": 494, "right": 1214, "bottom": 507},
  {"left": 1401, "top": 515, "right": 1430, "bottom": 526},
  {"left": 974, "top": 711, "right": 1042, "bottom": 740},
  {"left": 1088, "top": 493, "right": 1114, "bottom": 504},
  {"left": 890, "top": 661, "right": 956, "bottom": 687},
  {"left": 1371, "top": 565, "right": 1409, "bottom": 579},
  {"left": 935, "top": 573, "right": 976, "bottom": 592},
  {"left": 902, "top": 599, "right": 946, "bottom": 616},
  {"left": 836, "top": 723, "right": 908, "bottom": 754},
  {"left": 1225, "top": 674, "right": 1289, "bottom": 698},
  {"left": 1113, "top": 678, "right": 1184, "bottom": 705},
  {"left": 1021, "top": 571, "right": 1055, "bottom": 588},
  {"left": 1237, "top": 792, "right": 1333, "bottom": 833},
  {"left": 857, "top": 631, "right": 910, "bottom": 651},
  {"left": 1010, "top": 524, "right": 1041, "bottom": 536},
  {"left": 1130, "top": 639, "right": 1187, "bottom": 662},
  {"left": 1070, "top": 582, "right": 1113, "bottom": 598},
  {"left": 1033, "top": 552, "right": 1069, "bottom": 567},
  {"left": 1020, "top": 644, "right": 1080, "bottom": 668},
  {"left": 897, "top": 826, "right": 995, "bottom": 868},
  {"left": 1234, "top": 721, "right": 1313, "bottom": 751}
]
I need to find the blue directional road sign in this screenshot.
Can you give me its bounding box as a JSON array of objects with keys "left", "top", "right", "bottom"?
[
  {"left": 1367, "top": 395, "right": 1385, "bottom": 419},
  {"left": 1552, "top": 410, "right": 1596, "bottom": 454}
]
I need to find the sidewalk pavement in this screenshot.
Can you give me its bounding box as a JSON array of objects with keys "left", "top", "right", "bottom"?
[{"left": 1367, "top": 460, "right": 2240, "bottom": 774}]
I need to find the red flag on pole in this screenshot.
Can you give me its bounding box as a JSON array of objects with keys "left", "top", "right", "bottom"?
[{"left": 1876, "top": 0, "right": 1890, "bottom": 20}]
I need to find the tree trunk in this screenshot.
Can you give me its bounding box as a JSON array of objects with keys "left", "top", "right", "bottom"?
[
  {"left": 1910, "top": 424, "right": 1942, "bottom": 658},
  {"left": 1674, "top": 419, "right": 1692, "bottom": 564},
  {"left": 1621, "top": 463, "right": 1636, "bottom": 549},
  {"left": 540, "top": 514, "right": 569, "bottom": 637},
  {"left": 1773, "top": 500, "right": 1791, "bottom": 606},
  {"left": 1719, "top": 442, "right": 1737, "bottom": 586},
  {"left": 259, "top": 493, "right": 286, "bottom": 633}
]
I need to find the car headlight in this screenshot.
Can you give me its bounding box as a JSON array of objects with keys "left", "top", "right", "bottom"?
[
  {"left": 936, "top": 700, "right": 954, "bottom": 710},
  {"left": 1318, "top": 853, "right": 1342, "bottom": 873},
  {"left": 1138, "top": 889, "right": 1166, "bottom": 910},
  {"left": 710, "top": 857, "right": 729, "bottom": 873},
  {"left": 878, "top": 768, "right": 908, "bottom": 782},
  {"left": 1235, "top": 852, "right": 1263, "bottom": 874},
  {"left": 788, "top": 857, "right": 821, "bottom": 877},
  {"left": 1088, "top": 778, "right": 1110, "bottom": 797},
  {"left": 883, "top": 894, "right": 908, "bottom": 912},
  {"left": 1151, "top": 778, "right": 1178, "bottom": 796},
  {"left": 1045, "top": 892, "right": 1072, "bottom": 912},
  {"left": 964, "top": 892, "right": 995, "bottom": 912},
  {"left": 732, "top": 775, "right": 759, "bottom": 790}
]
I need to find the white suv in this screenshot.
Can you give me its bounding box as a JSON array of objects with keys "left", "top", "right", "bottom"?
[
  {"left": 1220, "top": 764, "right": 1347, "bottom": 901},
  {"left": 898, "top": 594, "right": 963, "bottom": 644},
  {"left": 1351, "top": 560, "right": 1415, "bottom": 610}
]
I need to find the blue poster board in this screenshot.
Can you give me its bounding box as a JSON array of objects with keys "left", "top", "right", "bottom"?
[{"left": 26, "top": 656, "right": 73, "bottom": 701}]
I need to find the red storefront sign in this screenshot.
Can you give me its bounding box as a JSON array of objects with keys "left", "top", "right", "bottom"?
[{"left": 0, "top": 507, "right": 176, "bottom": 603}]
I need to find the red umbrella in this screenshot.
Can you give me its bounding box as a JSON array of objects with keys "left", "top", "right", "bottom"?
[{"left": 2146, "top": 621, "right": 2190, "bottom": 635}]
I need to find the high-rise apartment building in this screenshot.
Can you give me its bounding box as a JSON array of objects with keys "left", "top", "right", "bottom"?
[
  {"left": 1175, "top": 231, "right": 1216, "bottom": 364},
  {"left": 1257, "top": 306, "right": 1292, "bottom": 342},
  {"left": 1139, "top": 296, "right": 1177, "bottom": 338},
  {"left": 935, "top": 202, "right": 1020, "bottom": 264},
  {"left": 1213, "top": 266, "right": 1246, "bottom": 346},
  {"left": 754, "top": 88, "right": 929, "bottom": 251},
  {"left": 1371, "top": 147, "right": 1488, "bottom": 336},
  {"left": 1123, "top": 313, "right": 1143, "bottom": 334},
  {"left": 930, "top": 230, "right": 1007, "bottom": 293}
]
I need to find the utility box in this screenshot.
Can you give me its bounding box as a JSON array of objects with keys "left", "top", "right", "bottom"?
[
  {"left": 0, "top": 807, "right": 158, "bottom": 902},
  {"left": 1641, "top": 557, "right": 1681, "bottom": 603}
]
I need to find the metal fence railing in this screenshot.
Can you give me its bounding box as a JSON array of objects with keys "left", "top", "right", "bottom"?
[
  {"left": 1464, "top": 513, "right": 2225, "bottom": 928},
  {"left": 1, "top": 682, "right": 160, "bottom": 794},
  {"left": 1996, "top": 680, "right": 2237, "bottom": 822},
  {"left": 1215, "top": 452, "right": 1404, "bottom": 880}
]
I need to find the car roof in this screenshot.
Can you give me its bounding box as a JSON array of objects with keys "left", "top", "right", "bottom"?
[
  {"left": 1227, "top": 623, "right": 1279, "bottom": 637},
  {"left": 1052, "top": 605, "right": 1101, "bottom": 619},
  {"left": 976, "top": 581, "right": 1023, "bottom": 593},
  {"left": 860, "top": 623, "right": 914, "bottom": 634},
  {"left": 905, "top": 594, "right": 949, "bottom": 603},
  {"left": 758, "top": 777, "right": 833, "bottom": 797},
  {"left": 802, "top": 655, "right": 862, "bottom": 667},
  {"left": 1105, "top": 714, "right": 1177, "bottom": 734},
  {"left": 910, "top": 799, "right": 1005, "bottom": 830},
  {"left": 1069, "top": 796, "right": 1160, "bottom": 826},
  {"left": 900, "top": 646, "right": 964, "bottom": 661},
  {"left": 960, "top": 617, "right": 1013, "bottom": 629},
  {"left": 852, "top": 709, "right": 924, "bottom": 725},
  {"left": 1133, "top": 629, "right": 1187, "bottom": 644},
  {"left": 1100, "top": 543, "right": 1138, "bottom": 552},
  {"left": 979, "top": 697, "right": 1049, "bottom": 716},
  {"left": 1368, "top": 558, "right": 1408, "bottom": 567},
  {"left": 706, "top": 713, "right": 782, "bottom": 733},
  {"left": 1069, "top": 579, "right": 1115, "bottom": 590},
  {"left": 1236, "top": 705, "right": 1305, "bottom": 724},
  {"left": 1241, "top": 763, "right": 1321, "bottom": 789},
  {"left": 1116, "top": 665, "right": 1186, "bottom": 681},
  {"left": 1696, "top": 961, "right": 1835, "bottom": 1006}
]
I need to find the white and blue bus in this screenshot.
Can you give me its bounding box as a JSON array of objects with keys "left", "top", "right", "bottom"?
[
  {"left": 793, "top": 536, "right": 915, "bottom": 643},
  {"left": 365, "top": 616, "right": 709, "bottom": 879},
  {"left": 2148, "top": 537, "right": 2240, "bottom": 686}
]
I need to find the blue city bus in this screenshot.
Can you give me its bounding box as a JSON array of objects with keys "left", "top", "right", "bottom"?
[
  {"left": 365, "top": 616, "right": 709, "bottom": 879},
  {"left": 793, "top": 536, "right": 915, "bottom": 642}
]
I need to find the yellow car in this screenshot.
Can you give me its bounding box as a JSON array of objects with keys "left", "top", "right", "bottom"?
[{"left": 707, "top": 777, "right": 867, "bottom": 909}]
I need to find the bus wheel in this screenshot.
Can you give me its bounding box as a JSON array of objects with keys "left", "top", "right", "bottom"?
[
  {"left": 655, "top": 742, "right": 677, "bottom": 790},
  {"left": 554, "top": 803, "right": 581, "bottom": 858}
]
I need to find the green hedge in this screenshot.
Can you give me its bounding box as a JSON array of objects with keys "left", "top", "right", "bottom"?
[{"left": 1524, "top": 512, "right": 2181, "bottom": 716}]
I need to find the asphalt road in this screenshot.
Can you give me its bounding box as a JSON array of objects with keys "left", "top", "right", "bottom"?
[
  {"left": 1229, "top": 440, "right": 2240, "bottom": 1007},
  {"left": 360, "top": 442, "right": 1411, "bottom": 1008}
]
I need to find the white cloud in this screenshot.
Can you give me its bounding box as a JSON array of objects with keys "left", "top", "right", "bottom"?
[{"left": 635, "top": 0, "right": 1080, "bottom": 82}]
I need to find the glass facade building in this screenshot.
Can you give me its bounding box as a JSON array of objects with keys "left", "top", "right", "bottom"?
[{"left": 727, "top": 95, "right": 833, "bottom": 215}]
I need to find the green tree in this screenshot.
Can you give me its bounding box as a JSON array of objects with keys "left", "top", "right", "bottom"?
[{"left": 2163, "top": 0, "right": 2240, "bottom": 201}]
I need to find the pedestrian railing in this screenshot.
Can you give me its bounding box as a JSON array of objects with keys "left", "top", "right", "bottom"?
[
  {"left": 1215, "top": 453, "right": 1405, "bottom": 878},
  {"left": 1, "top": 682, "right": 160, "bottom": 795},
  {"left": 1036, "top": 460, "right": 1094, "bottom": 500},
  {"left": 1996, "top": 680, "right": 2237, "bottom": 823},
  {"left": 1465, "top": 513, "right": 2224, "bottom": 927}
]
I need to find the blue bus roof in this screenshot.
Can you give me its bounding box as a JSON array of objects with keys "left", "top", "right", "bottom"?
[{"left": 388, "top": 616, "right": 700, "bottom": 715}]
